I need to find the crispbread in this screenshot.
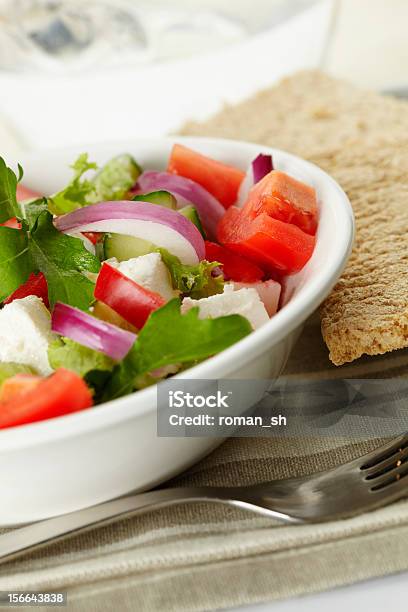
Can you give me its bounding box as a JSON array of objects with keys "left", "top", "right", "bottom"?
[{"left": 180, "top": 71, "right": 408, "bottom": 365}]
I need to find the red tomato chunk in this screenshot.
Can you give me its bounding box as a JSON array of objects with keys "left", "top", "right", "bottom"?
[
  {"left": 0, "top": 218, "right": 21, "bottom": 229},
  {"left": 205, "top": 240, "right": 264, "bottom": 283},
  {"left": 16, "top": 184, "right": 41, "bottom": 202},
  {"left": 5, "top": 272, "right": 49, "bottom": 308},
  {"left": 0, "top": 369, "right": 93, "bottom": 429},
  {"left": 94, "top": 263, "right": 165, "bottom": 330},
  {"left": 244, "top": 171, "right": 318, "bottom": 235},
  {"left": 218, "top": 206, "right": 315, "bottom": 275},
  {"left": 168, "top": 144, "right": 245, "bottom": 209}
]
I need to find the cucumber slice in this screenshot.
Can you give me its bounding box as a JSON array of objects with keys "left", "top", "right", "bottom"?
[
  {"left": 179, "top": 205, "right": 206, "bottom": 238},
  {"left": 93, "top": 154, "right": 142, "bottom": 201},
  {"left": 103, "top": 233, "right": 156, "bottom": 261},
  {"left": 132, "top": 190, "right": 177, "bottom": 210}
]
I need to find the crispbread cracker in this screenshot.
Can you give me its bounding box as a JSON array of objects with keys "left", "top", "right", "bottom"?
[{"left": 180, "top": 71, "right": 408, "bottom": 365}]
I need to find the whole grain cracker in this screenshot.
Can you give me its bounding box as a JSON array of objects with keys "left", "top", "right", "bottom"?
[{"left": 180, "top": 71, "right": 408, "bottom": 365}]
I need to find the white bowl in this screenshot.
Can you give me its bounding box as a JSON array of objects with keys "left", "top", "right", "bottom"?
[{"left": 1, "top": 137, "right": 354, "bottom": 525}]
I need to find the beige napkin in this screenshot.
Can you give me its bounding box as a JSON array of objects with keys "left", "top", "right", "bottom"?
[{"left": 2, "top": 72, "right": 408, "bottom": 611}]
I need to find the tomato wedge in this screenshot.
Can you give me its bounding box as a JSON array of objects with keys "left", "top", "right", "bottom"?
[
  {"left": 243, "top": 171, "right": 318, "bottom": 235},
  {"left": 205, "top": 241, "right": 264, "bottom": 283},
  {"left": 16, "top": 184, "right": 41, "bottom": 202},
  {"left": 4, "top": 272, "right": 49, "bottom": 308},
  {"left": 93, "top": 301, "right": 138, "bottom": 333},
  {"left": 168, "top": 144, "right": 245, "bottom": 209},
  {"left": 1, "top": 185, "right": 42, "bottom": 230},
  {"left": 0, "top": 218, "right": 21, "bottom": 229},
  {"left": 0, "top": 374, "right": 42, "bottom": 403},
  {"left": 83, "top": 232, "right": 102, "bottom": 245},
  {"left": 94, "top": 263, "right": 165, "bottom": 330},
  {"left": 218, "top": 206, "right": 315, "bottom": 275},
  {"left": 0, "top": 369, "right": 93, "bottom": 429}
]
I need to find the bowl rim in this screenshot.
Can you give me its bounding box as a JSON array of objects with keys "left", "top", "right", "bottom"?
[{"left": 0, "top": 136, "right": 354, "bottom": 450}]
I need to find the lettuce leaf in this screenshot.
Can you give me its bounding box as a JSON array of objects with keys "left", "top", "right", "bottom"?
[
  {"left": 48, "top": 337, "right": 114, "bottom": 395},
  {"left": 0, "top": 157, "right": 22, "bottom": 223},
  {"left": 29, "top": 211, "right": 100, "bottom": 310},
  {"left": 48, "top": 154, "right": 98, "bottom": 215},
  {"left": 92, "top": 154, "right": 142, "bottom": 202},
  {"left": 47, "top": 153, "right": 142, "bottom": 215},
  {"left": 158, "top": 248, "right": 224, "bottom": 298},
  {"left": 20, "top": 197, "right": 49, "bottom": 229},
  {"left": 0, "top": 363, "right": 36, "bottom": 387},
  {"left": 0, "top": 226, "right": 31, "bottom": 301},
  {"left": 103, "top": 298, "right": 251, "bottom": 400}
]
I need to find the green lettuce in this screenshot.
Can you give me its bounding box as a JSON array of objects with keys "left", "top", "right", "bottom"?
[
  {"left": 92, "top": 154, "right": 142, "bottom": 202},
  {"left": 158, "top": 248, "right": 224, "bottom": 298},
  {"left": 0, "top": 226, "right": 31, "bottom": 301},
  {"left": 20, "top": 197, "right": 49, "bottom": 229},
  {"left": 0, "top": 157, "right": 23, "bottom": 223},
  {"left": 0, "top": 363, "right": 36, "bottom": 387},
  {"left": 103, "top": 299, "right": 251, "bottom": 400},
  {"left": 48, "top": 337, "right": 114, "bottom": 395},
  {"left": 48, "top": 153, "right": 98, "bottom": 215},
  {"left": 29, "top": 211, "right": 100, "bottom": 310},
  {"left": 48, "top": 153, "right": 142, "bottom": 215}
]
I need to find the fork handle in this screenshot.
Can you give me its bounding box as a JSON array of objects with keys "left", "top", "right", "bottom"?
[{"left": 0, "top": 487, "right": 274, "bottom": 564}]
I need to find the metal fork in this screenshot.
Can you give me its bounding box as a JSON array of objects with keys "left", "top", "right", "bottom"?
[{"left": 1, "top": 433, "right": 408, "bottom": 564}]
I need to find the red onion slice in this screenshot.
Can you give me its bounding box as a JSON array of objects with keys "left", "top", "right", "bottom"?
[
  {"left": 252, "top": 154, "right": 273, "bottom": 184},
  {"left": 55, "top": 201, "right": 205, "bottom": 265},
  {"left": 236, "top": 153, "right": 274, "bottom": 207},
  {"left": 137, "top": 171, "right": 224, "bottom": 240},
  {"left": 52, "top": 302, "right": 137, "bottom": 361}
]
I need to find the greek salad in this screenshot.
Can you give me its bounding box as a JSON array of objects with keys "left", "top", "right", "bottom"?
[{"left": 0, "top": 144, "right": 318, "bottom": 429}]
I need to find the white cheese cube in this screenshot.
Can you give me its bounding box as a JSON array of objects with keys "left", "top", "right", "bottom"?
[
  {"left": 106, "top": 254, "right": 177, "bottom": 301},
  {"left": 225, "top": 280, "right": 281, "bottom": 317},
  {"left": 182, "top": 287, "right": 270, "bottom": 330},
  {"left": 0, "top": 296, "right": 57, "bottom": 375}
]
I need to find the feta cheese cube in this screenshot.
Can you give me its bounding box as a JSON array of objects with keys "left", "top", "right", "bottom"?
[
  {"left": 225, "top": 280, "right": 281, "bottom": 317},
  {"left": 182, "top": 287, "right": 270, "bottom": 330},
  {"left": 0, "top": 296, "right": 57, "bottom": 375},
  {"left": 106, "top": 254, "right": 177, "bottom": 301}
]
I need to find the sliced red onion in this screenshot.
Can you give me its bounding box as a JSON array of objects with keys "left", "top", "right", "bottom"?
[
  {"left": 52, "top": 302, "right": 137, "bottom": 361},
  {"left": 236, "top": 153, "right": 274, "bottom": 208},
  {"left": 137, "top": 171, "right": 224, "bottom": 240},
  {"left": 55, "top": 201, "right": 205, "bottom": 265},
  {"left": 252, "top": 154, "right": 273, "bottom": 184}
]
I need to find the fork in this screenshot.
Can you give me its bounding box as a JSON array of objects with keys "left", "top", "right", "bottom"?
[{"left": 1, "top": 433, "right": 407, "bottom": 564}]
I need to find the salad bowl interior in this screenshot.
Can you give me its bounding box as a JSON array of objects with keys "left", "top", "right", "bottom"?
[{"left": 0, "top": 137, "right": 354, "bottom": 525}]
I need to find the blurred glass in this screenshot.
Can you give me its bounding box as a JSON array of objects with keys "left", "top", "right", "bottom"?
[{"left": 0, "top": 0, "right": 318, "bottom": 73}]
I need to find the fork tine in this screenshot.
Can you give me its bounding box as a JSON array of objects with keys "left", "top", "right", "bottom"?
[
  {"left": 359, "top": 433, "right": 408, "bottom": 470},
  {"left": 369, "top": 461, "right": 408, "bottom": 491},
  {"left": 369, "top": 466, "right": 408, "bottom": 500},
  {"left": 364, "top": 446, "right": 408, "bottom": 480}
]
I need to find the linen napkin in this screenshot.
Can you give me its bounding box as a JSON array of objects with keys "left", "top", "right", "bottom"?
[{"left": 2, "top": 71, "right": 408, "bottom": 612}]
